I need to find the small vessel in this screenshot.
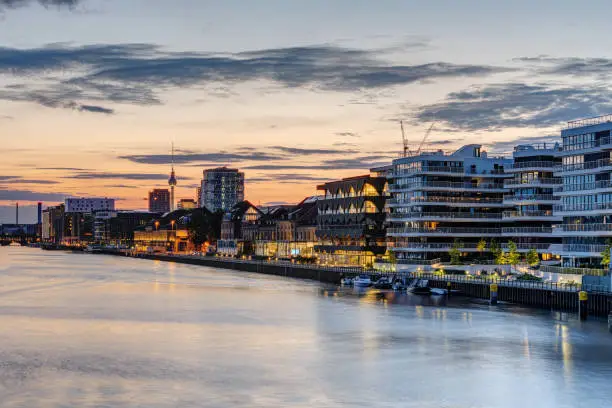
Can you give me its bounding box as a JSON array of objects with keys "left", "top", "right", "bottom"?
[
  {"left": 341, "top": 277, "right": 354, "bottom": 286},
  {"left": 84, "top": 244, "right": 102, "bottom": 253},
  {"left": 373, "top": 276, "right": 393, "bottom": 289},
  {"left": 408, "top": 279, "right": 432, "bottom": 295},
  {"left": 353, "top": 274, "right": 372, "bottom": 287}
]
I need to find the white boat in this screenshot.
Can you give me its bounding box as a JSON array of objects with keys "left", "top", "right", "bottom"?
[
  {"left": 353, "top": 274, "right": 372, "bottom": 287},
  {"left": 85, "top": 244, "right": 102, "bottom": 253},
  {"left": 341, "top": 277, "right": 354, "bottom": 286}
]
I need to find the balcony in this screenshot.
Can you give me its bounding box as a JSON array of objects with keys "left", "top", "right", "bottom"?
[
  {"left": 508, "top": 161, "right": 558, "bottom": 172},
  {"left": 553, "top": 223, "right": 612, "bottom": 236},
  {"left": 502, "top": 194, "right": 559, "bottom": 204},
  {"left": 388, "top": 212, "right": 504, "bottom": 222},
  {"left": 555, "top": 158, "right": 612, "bottom": 174},
  {"left": 387, "top": 227, "right": 501, "bottom": 237},
  {"left": 556, "top": 202, "right": 612, "bottom": 214},
  {"left": 389, "top": 181, "right": 508, "bottom": 193},
  {"left": 500, "top": 243, "right": 555, "bottom": 252},
  {"left": 504, "top": 178, "right": 562, "bottom": 188},
  {"left": 503, "top": 210, "right": 560, "bottom": 220},
  {"left": 555, "top": 179, "right": 612, "bottom": 194},
  {"left": 391, "top": 243, "right": 482, "bottom": 252},
  {"left": 387, "top": 196, "right": 508, "bottom": 208},
  {"left": 391, "top": 167, "right": 508, "bottom": 178},
  {"left": 564, "top": 114, "right": 612, "bottom": 129},
  {"left": 555, "top": 244, "right": 609, "bottom": 254},
  {"left": 501, "top": 227, "right": 554, "bottom": 236}
]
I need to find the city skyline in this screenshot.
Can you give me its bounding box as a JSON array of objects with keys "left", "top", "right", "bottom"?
[{"left": 4, "top": 0, "right": 612, "bottom": 223}]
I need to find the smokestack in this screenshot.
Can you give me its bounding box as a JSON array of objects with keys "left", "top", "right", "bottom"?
[
  {"left": 16, "top": 202, "right": 19, "bottom": 225},
  {"left": 38, "top": 202, "right": 43, "bottom": 224}
]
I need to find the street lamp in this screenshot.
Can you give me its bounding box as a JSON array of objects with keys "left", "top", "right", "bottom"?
[{"left": 155, "top": 221, "right": 160, "bottom": 231}]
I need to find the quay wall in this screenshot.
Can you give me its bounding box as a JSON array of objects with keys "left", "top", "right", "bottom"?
[{"left": 104, "top": 251, "right": 612, "bottom": 317}]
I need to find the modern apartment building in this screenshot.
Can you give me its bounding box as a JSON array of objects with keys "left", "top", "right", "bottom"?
[
  {"left": 387, "top": 145, "right": 512, "bottom": 263},
  {"left": 554, "top": 115, "right": 612, "bottom": 268},
  {"left": 316, "top": 175, "right": 387, "bottom": 267},
  {"left": 149, "top": 189, "right": 171, "bottom": 213},
  {"left": 200, "top": 167, "right": 245, "bottom": 213},
  {"left": 65, "top": 198, "right": 115, "bottom": 213},
  {"left": 502, "top": 144, "right": 563, "bottom": 260}
]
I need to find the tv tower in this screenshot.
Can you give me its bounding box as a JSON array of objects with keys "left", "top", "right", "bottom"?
[{"left": 168, "top": 142, "right": 177, "bottom": 212}]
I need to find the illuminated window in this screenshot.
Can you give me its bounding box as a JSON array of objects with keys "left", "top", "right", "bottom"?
[
  {"left": 364, "top": 201, "right": 378, "bottom": 213},
  {"left": 363, "top": 184, "right": 379, "bottom": 196}
]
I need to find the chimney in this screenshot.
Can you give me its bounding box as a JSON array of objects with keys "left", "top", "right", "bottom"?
[{"left": 16, "top": 202, "right": 19, "bottom": 225}]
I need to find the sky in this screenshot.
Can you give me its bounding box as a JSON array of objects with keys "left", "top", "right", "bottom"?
[{"left": 3, "top": 0, "right": 612, "bottom": 223}]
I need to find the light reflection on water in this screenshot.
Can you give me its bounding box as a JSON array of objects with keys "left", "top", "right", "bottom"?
[{"left": 0, "top": 247, "right": 611, "bottom": 408}]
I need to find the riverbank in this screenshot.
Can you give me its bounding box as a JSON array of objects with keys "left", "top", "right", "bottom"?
[{"left": 101, "top": 250, "right": 612, "bottom": 318}]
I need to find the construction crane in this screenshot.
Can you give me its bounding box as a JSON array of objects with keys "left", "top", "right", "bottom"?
[
  {"left": 400, "top": 120, "right": 408, "bottom": 157},
  {"left": 416, "top": 122, "right": 435, "bottom": 154}
]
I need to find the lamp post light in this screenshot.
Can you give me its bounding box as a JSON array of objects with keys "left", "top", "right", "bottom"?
[{"left": 155, "top": 221, "right": 160, "bottom": 231}]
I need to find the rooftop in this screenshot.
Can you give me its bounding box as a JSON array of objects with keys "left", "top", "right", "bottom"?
[{"left": 564, "top": 114, "right": 612, "bottom": 130}]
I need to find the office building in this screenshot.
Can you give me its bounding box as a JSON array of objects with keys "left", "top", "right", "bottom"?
[
  {"left": 65, "top": 198, "right": 115, "bottom": 213},
  {"left": 94, "top": 210, "right": 158, "bottom": 244},
  {"left": 387, "top": 145, "right": 512, "bottom": 263},
  {"left": 149, "top": 189, "right": 171, "bottom": 213},
  {"left": 502, "top": 143, "right": 563, "bottom": 260},
  {"left": 316, "top": 175, "right": 387, "bottom": 266},
  {"left": 41, "top": 204, "right": 65, "bottom": 243},
  {"left": 200, "top": 167, "right": 245, "bottom": 212},
  {"left": 554, "top": 115, "right": 612, "bottom": 268}
]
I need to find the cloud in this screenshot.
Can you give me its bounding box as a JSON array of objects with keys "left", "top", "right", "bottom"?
[
  {"left": 247, "top": 173, "right": 331, "bottom": 184},
  {"left": 66, "top": 172, "right": 172, "bottom": 180},
  {"left": 245, "top": 155, "right": 391, "bottom": 171},
  {"left": 414, "top": 82, "right": 612, "bottom": 131},
  {"left": 335, "top": 132, "right": 360, "bottom": 138},
  {"left": 515, "top": 56, "right": 612, "bottom": 79},
  {"left": 269, "top": 146, "right": 357, "bottom": 155},
  {"left": 0, "top": 0, "right": 80, "bottom": 10},
  {"left": 0, "top": 176, "right": 59, "bottom": 184},
  {"left": 0, "top": 189, "right": 66, "bottom": 202},
  {"left": 78, "top": 104, "right": 114, "bottom": 114},
  {"left": 0, "top": 43, "right": 511, "bottom": 112},
  {"left": 37, "top": 166, "right": 88, "bottom": 171},
  {"left": 120, "top": 151, "right": 282, "bottom": 165},
  {"left": 104, "top": 184, "right": 139, "bottom": 189}
]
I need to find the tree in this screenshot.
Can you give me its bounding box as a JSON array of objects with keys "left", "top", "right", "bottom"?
[
  {"left": 601, "top": 240, "right": 612, "bottom": 267},
  {"left": 449, "top": 239, "right": 462, "bottom": 265},
  {"left": 490, "top": 239, "right": 501, "bottom": 258},
  {"left": 526, "top": 248, "right": 540, "bottom": 267},
  {"left": 506, "top": 241, "right": 521, "bottom": 272},
  {"left": 495, "top": 250, "right": 507, "bottom": 266},
  {"left": 477, "top": 239, "right": 487, "bottom": 260},
  {"left": 187, "top": 209, "right": 223, "bottom": 250}
]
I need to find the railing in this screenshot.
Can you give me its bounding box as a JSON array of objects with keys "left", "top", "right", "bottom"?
[
  {"left": 511, "top": 161, "right": 558, "bottom": 169},
  {"left": 514, "top": 143, "right": 561, "bottom": 152},
  {"left": 556, "top": 180, "right": 612, "bottom": 193},
  {"left": 389, "top": 212, "right": 504, "bottom": 221},
  {"left": 503, "top": 210, "right": 556, "bottom": 218},
  {"left": 540, "top": 265, "right": 608, "bottom": 276},
  {"left": 565, "top": 114, "right": 612, "bottom": 129},
  {"left": 391, "top": 243, "right": 481, "bottom": 250},
  {"left": 392, "top": 167, "right": 507, "bottom": 176},
  {"left": 380, "top": 258, "right": 442, "bottom": 265},
  {"left": 388, "top": 197, "right": 506, "bottom": 205},
  {"left": 504, "top": 178, "right": 562, "bottom": 187},
  {"left": 558, "top": 202, "right": 612, "bottom": 212},
  {"left": 503, "top": 194, "right": 557, "bottom": 202},
  {"left": 558, "top": 244, "right": 608, "bottom": 253},
  {"left": 387, "top": 227, "right": 501, "bottom": 235},
  {"left": 556, "top": 223, "right": 612, "bottom": 233},
  {"left": 502, "top": 227, "right": 554, "bottom": 234},
  {"left": 556, "top": 158, "right": 612, "bottom": 173},
  {"left": 389, "top": 181, "right": 507, "bottom": 191},
  {"left": 501, "top": 243, "right": 554, "bottom": 251}
]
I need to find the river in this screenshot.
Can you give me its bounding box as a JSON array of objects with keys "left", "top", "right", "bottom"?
[{"left": 0, "top": 247, "right": 611, "bottom": 407}]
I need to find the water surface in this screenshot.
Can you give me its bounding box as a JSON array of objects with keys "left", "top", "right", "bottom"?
[{"left": 1, "top": 247, "right": 611, "bottom": 407}]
